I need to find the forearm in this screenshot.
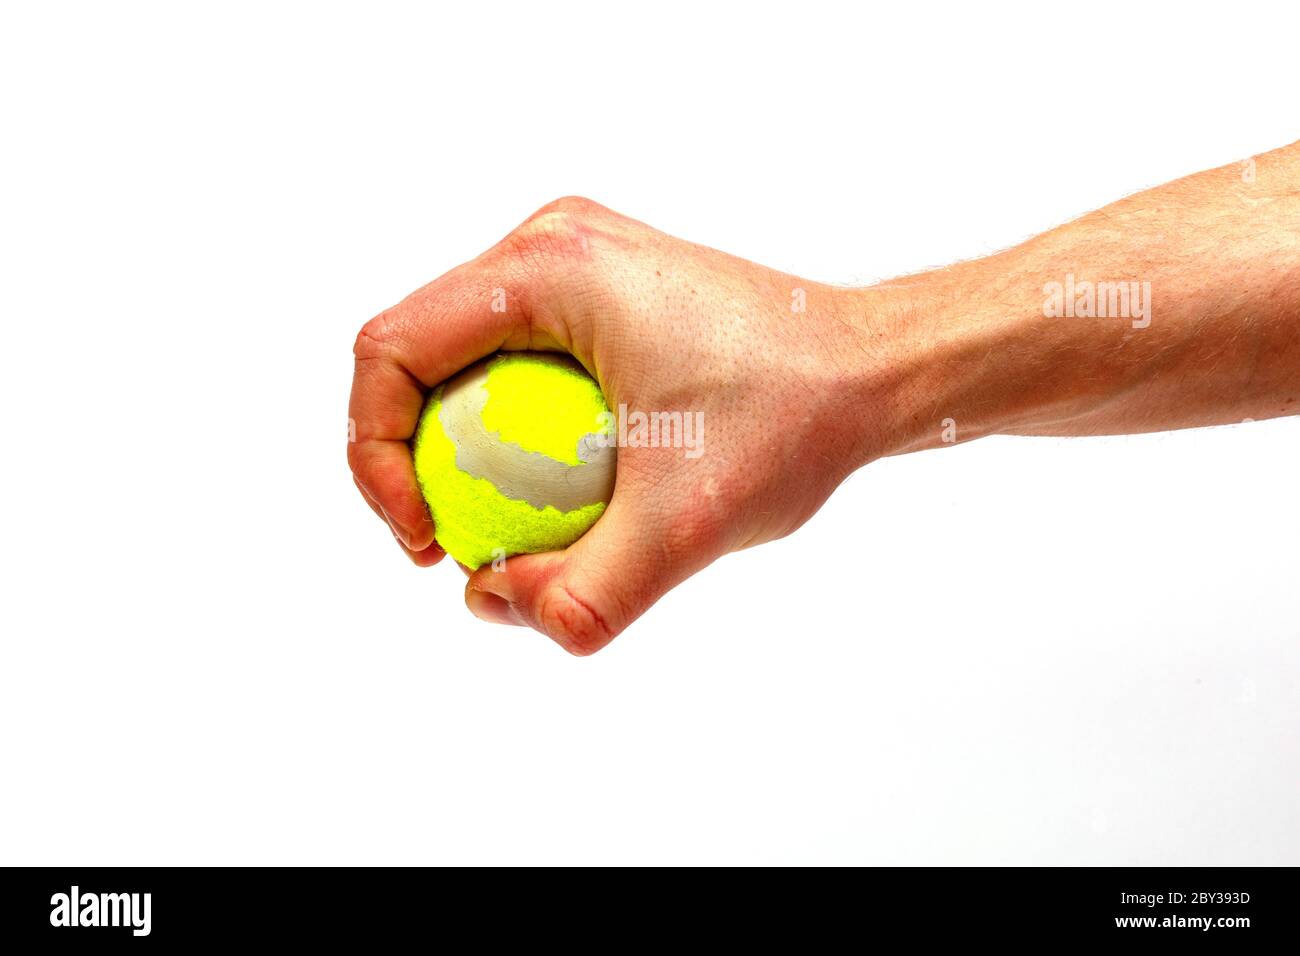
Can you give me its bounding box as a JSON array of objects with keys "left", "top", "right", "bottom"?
[{"left": 851, "top": 141, "right": 1300, "bottom": 455}]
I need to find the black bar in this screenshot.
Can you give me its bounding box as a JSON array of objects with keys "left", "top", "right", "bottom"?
[{"left": 1, "top": 866, "right": 1295, "bottom": 945}]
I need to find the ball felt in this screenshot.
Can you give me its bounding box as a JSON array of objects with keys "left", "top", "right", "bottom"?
[{"left": 412, "top": 351, "right": 616, "bottom": 570}]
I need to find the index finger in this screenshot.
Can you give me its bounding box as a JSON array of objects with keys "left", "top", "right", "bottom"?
[{"left": 347, "top": 258, "right": 535, "bottom": 551}]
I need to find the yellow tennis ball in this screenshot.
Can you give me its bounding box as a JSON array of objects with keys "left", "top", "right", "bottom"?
[{"left": 412, "top": 351, "right": 616, "bottom": 570}]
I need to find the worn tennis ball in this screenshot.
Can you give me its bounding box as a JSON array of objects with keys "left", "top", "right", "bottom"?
[{"left": 412, "top": 351, "right": 616, "bottom": 570}]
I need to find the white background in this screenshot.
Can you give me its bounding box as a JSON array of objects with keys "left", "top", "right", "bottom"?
[{"left": 2, "top": 2, "right": 1296, "bottom": 865}]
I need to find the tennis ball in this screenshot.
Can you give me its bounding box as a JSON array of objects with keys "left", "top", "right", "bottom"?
[{"left": 412, "top": 351, "right": 616, "bottom": 570}]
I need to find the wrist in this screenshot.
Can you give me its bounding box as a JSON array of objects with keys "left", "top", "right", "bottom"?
[{"left": 833, "top": 264, "right": 1051, "bottom": 461}]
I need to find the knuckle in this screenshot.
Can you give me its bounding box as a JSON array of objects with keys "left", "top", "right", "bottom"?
[
  {"left": 497, "top": 197, "right": 603, "bottom": 269},
  {"left": 353, "top": 308, "right": 402, "bottom": 360},
  {"left": 531, "top": 195, "right": 603, "bottom": 219},
  {"left": 535, "top": 582, "right": 614, "bottom": 656}
]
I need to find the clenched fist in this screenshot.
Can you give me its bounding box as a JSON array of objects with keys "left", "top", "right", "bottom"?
[{"left": 348, "top": 197, "right": 907, "bottom": 654}]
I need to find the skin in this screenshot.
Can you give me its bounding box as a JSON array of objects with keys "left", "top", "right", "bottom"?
[{"left": 348, "top": 140, "right": 1300, "bottom": 655}]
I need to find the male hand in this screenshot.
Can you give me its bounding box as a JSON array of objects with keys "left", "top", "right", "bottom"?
[{"left": 348, "top": 198, "right": 900, "bottom": 654}]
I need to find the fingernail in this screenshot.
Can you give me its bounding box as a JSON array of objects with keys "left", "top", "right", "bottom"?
[
  {"left": 475, "top": 574, "right": 516, "bottom": 603},
  {"left": 466, "top": 588, "right": 524, "bottom": 626}
]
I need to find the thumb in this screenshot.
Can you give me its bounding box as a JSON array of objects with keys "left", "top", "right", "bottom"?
[{"left": 464, "top": 494, "right": 723, "bottom": 655}]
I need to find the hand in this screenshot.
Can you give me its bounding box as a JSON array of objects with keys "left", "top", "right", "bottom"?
[{"left": 347, "top": 198, "right": 907, "bottom": 654}]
